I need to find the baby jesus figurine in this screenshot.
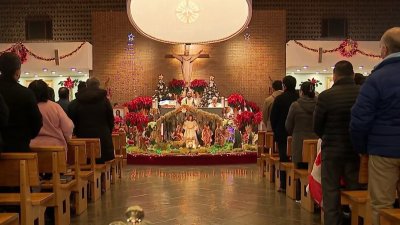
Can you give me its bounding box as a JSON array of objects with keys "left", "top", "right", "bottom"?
[{"left": 201, "top": 124, "right": 213, "bottom": 147}]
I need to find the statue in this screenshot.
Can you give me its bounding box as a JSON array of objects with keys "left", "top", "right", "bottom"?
[
  {"left": 166, "top": 44, "right": 209, "bottom": 86},
  {"left": 182, "top": 115, "right": 199, "bottom": 148},
  {"left": 171, "top": 124, "right": 184, "bottom": 141},
  {"left": 201, "top": 123, "right": 213, "bottom": 147}
]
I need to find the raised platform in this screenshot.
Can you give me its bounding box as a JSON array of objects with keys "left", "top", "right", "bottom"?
[{"left": 127, "top": 152, "right": 257, "bottom": 165}]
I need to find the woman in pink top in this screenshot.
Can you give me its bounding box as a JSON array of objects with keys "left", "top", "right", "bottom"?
[{"left": 28, "top": 80, "right": 74, "bottom": 150}]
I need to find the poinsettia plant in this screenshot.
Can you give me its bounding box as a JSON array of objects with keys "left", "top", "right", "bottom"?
[
  {"left": 300, "top": 78, "right": 322, "bottom": 87},
  {"left": 125, "top": 112, "right": 149, "bottom": 132},
  {"left": 168, "top": 79, "right": 185, "bottom": 94},
  {"left": 190, "top": 79, "right": 208, "bottom": 93},
  {"left": 236, "top": 111, "right": 263, "bottom": 130},
  {"left": 246, "top": 101, "right": 260, "bottom": 113},
  {"left": 227, "top": 93, "right": 245, "bottom": 109},
  {"left": 58, "top": 77, "right": 79, "bottom": 89},
  {"left": 124, "top": 96, "right": 153, "bottom": 112}
]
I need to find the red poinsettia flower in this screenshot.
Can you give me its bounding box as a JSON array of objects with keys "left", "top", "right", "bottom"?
[
  {"left": 168, "top": 79, "right": 185, "bottom": 94},
  {"left": 124, "top": 96, "right": 153, "bottom": 112},
  {"left": 227, "top": 93, "right": 245, "bottom": 109},
  {"left": 246, "top": 101, "right": 260, "bottom": 113},
  {"left": 124, "top": 112, "right": 149, "bottom": 132},
  {"left": 190, "top": 79, "right": 208, "bottom": 93}
]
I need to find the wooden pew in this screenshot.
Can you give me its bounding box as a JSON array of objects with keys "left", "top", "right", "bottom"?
[
  {"left": 72, "top": 138, "right": 106, "bottom": 201},
  {"left": 257, "top": 131, "right": 266, "bottom": 167},
  {"left": 380, "top": 209, "right": 400, "bottom": 225},
  {"left": 281, "top": 137, "right": 296, "bottom": 199},
  {"left": 0, "top": 153, "right": 54, "bottom": 225},
  {"left": 30, "top": 147, "right": 77, "bottom": 225},
  {"left": 294, "top": 139, "right": 318, "bottom": 212},
  {"left": 264, "top": 132, "right": 277, "bottom": 182},
  {"left": 0, "top": 213, "right": 18, "bottom": 225},
  {"left": 340, "top": 155, "right": 371, "bottom": 225},
  {"left": 112, "top": 133, "right": 123, "bottom": 181},
  {"left": 67, "top": 140, "right": 92, "bottom": 215}
]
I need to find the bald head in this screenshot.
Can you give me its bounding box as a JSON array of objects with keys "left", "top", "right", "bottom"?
[{"left": 380, "top": 27, "right": 400, "bottom": 58}]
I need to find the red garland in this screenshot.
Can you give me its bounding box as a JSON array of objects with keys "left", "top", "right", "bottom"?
[
  {"left": 124, "top": 96, "right": 152, "bottom": 112},
  {"left": 125, "top": 112, "right": 149, "bottom": 132},
  {"left": 227, "top": 93, "right": 245, "bottom": 109},
  {"left": 0, "top": 42, "right": 87, "bottom": 63},
  {"left": 294, "top": 40, "right": 380, "bottom": 58},
  {"left": 190, "top": 79, "right": 208, "bottom": 93}
]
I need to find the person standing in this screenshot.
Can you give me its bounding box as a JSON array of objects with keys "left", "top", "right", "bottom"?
[
  {"left": 57, "top": 87, "right": 70, "bottom": 113},
  {"left": 28, "top": 80, "right": 74, "bottom": 152},
  {"left": 270, "top": 76, "right": 299, "bottom": 192},
  {"left": 285, "top": 81, "right": 317, "bottom": 167},
  {"left": 0, "top": 52, "right": 42, "bottom": 152},
  {"left": 0, "top": 94, "right": 9, "bottom": 152},
  {"left": 68, "top": 77, "right": 114, "bottom": 163},
  {"left": 314, "top": 60, "right": 360, "bottom": 225},
  {"left": 262, "top": 80, "right": 283, "bottom": 131},
  {"left": 350, "top": 27, "right": 400, "bottom": 225}
]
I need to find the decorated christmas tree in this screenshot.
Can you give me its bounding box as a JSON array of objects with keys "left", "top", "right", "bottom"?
[
  {"left": 201, "top": 76, "right": 220, "bottom": 107},
  {"left": 152, "top": 74, "right": 169, "bottom": 101}
]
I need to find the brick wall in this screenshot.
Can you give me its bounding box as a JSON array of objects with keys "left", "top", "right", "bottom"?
[
  {"left": 92, "top": 10, "right": 286, "bottom": 106},
  {"left": 1, "top": 0, "right": 399, "bottom": 42}
]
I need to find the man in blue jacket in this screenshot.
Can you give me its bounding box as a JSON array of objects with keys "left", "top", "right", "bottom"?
[{"left": 350, "top": 27, "right": 400, "bottom": 225}]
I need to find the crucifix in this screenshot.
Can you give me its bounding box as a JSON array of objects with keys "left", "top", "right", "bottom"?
[{"left": 165, "top": 44, "right": 210, "bottom": 86}]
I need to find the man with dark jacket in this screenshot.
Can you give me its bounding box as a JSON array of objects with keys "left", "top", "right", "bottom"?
[
  {"left": 0, "top": 52, "right": 42, "bottom": 152},
  {"left": 68, "top": 77, "right": 115, "bottom": 163},
  {"left": 270, "top": 75, "right": 299, "bottom": 192},
  {"left": 0, "top": 94, "right": 9, "bottom": 152},
  {"left": 350, "top": 27, "right": 400, "bottom": 225},
  {"left": 314, "top": 60, "right": 360, "bottom": 225},
  {"left": 57, "top": 87, "right": 70, "bottom": 113}
]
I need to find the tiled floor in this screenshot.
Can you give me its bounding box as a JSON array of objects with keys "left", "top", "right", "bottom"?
[{"left": 71, "top": 165, "right": 321, "bottom": 225}]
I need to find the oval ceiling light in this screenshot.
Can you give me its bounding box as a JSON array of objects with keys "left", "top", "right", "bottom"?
[{"left": 127, "top": 0, "right": 252, "bottom": 44}]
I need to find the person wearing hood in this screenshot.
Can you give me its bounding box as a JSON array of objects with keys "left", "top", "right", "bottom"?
[
  {"left": 285, "top": 81, "right": 318, "bottom": 167},
  {"left": 68, "top": 77, "right": 115, "bottom": 163},
  {"left": 0, "top": 52, "right": 43, "bottom": 152},
  {"left": 350, "top": 27, "right": 400, "bottom": 225}
]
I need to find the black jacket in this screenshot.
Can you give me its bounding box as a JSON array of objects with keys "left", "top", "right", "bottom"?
[
  {"left": 0, "top": 77, "right": 42, "bottom": 152},
  {"left": 68, "top": 87, "right": 115, "bottom": 163},
  {"left": 314, "top": 77, "right": 360, "bottom": 153},
  {"left": 0, "top": 94, "right": 9, "bottom": 152},
  {"left": 270, "top": 90, "right": 299, "bottom": 142}
]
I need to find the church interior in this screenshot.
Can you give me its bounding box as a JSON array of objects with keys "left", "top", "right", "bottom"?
[{"left": 0, "top": 0, "right": 400, "bottom": 225}]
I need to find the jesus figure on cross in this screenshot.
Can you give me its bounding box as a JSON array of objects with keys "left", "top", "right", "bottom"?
[{"left": 166, "top": 44, "right": 209, "bottom": 86}]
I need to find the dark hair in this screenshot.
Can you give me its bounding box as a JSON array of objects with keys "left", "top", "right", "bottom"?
[
  {"left": 300, "top": 81, "right": 315, "bottom": 98},
  {"left": 48, "top": 87, "right": 55, "bottom": 101},
  {"left": 58, "top": 87, "right": 69, "bottom": 99},
  {"left": 77, "top": 81, "right": 86, "bottom": 92},
  {"left": 283, "top": 76, "right": 297, "bottom": 91},
  {"left": 86, "top": 77, "right": 100, "bottom": 88},
  {"left": 354, "top": 73, "right": 366, "bottom": 85},
  {"left": 28, "top": 80, "right": 49, "bottom": 103},
  {"left": 333, "top": 61, "right": 354, "bottom": 77},
  {"left": 0, "top": 52, "right": 21, "bottom": 78},
  {"left": 272, "top": 80, "right": 283, "bottom": 91}
]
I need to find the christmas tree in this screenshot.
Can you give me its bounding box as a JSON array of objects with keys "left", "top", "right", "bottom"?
[
  {"left": 201, "top": 76, "right": 220, "bottom": 107},
  {"left": 152, "top": 74, "right": 169, "bottom": 101}
]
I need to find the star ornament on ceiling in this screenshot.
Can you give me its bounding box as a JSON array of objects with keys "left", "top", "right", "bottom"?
[{"left": 176, "top": 0, "right": 200, "bottom": 24}]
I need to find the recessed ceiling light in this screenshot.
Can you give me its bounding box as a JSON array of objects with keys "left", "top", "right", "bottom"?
[
  {"left": 43, "top": 68, "right": 48, "bottom": 72},
  {"left": 78, "top": 71, "right": 82, "bottom": 74},
  {"left": 296, "top": 69, "right": 301, "bottom": 72},
  {"left": 303, "top": 66, "right": 308, "bottom": 69},
  {"left": 24, "top": 72, "right": 29, "bottom": 75},
  {"left": 331, "top": 66, "right": 335, "bottom": 69},
  {"left": 59, "top": 75, "right": 63, "bottom": 77},
  {"left": 34, "top": 74, "right": 38, "bottom": 78},
  {"left": 51, "top": 71, "right": 56, "bottom": 74},
  {"left": 71, "top": 68, "right": 76, "bottom": 72},
  {"left": 322, "top": 69, "right": 328, "bottom": 72},
  {"left": 359, "top": 66, "right": 364, "bottom": 69}
]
